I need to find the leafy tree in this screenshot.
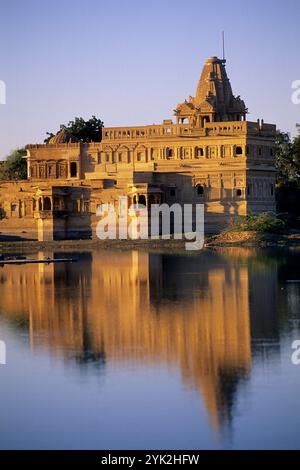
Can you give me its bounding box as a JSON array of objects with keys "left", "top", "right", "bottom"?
[
  {"left": 45, "top": 116, "right": 104, "bottom": 143},
  {"left": 275, "top": 126, "right": 300, "bottom": 188},
  {"left": 0, "top": 148, "right": 27, "bottom": 180}
]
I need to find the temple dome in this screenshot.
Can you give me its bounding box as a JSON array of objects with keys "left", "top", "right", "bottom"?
[{"left": 48, "top": 128, "right": 79, "bottom": 144}]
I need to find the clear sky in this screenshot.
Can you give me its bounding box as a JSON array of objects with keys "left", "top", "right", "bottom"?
[{"left": 0, "top": 0, "right": 299, "bottom": 159}]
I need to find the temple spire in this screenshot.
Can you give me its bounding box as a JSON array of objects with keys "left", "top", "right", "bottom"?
[{"left": 175, "top": 56, "right": 248, "bottom": 127}]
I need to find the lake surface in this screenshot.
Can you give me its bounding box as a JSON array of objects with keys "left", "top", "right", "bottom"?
[{"left": 0, "top": 247, "right": 300, "bottom": 450}]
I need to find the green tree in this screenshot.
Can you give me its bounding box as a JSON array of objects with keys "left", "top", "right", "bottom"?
[
  {"left": 45, "top": 115, "right": 104, "bottom": 143},
  {"left": 292, "top": 124, "right": 300, "bottom": 185},
  {"left": 0, "top": 148, "right": 27, "bottom": 180},
  {"left": 275, "top": 126, "right": 300, "bottom": 188}
]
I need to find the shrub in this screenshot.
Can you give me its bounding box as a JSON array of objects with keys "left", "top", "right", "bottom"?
[{"left": 226, "top": 212, "right": 286, "bottom": 233}]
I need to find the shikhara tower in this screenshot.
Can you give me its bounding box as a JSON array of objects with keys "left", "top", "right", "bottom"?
[{"left": 175, "top": 56, "right": 247, "bottom": 126}]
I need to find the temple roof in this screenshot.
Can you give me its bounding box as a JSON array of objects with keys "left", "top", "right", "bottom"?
[
  {"left": 175, "top": 56, "right": 248, "bottom": 123},
  {"left": 194, "top": 56, "right": 246, "bottom": 113},
  {"left": 175, "top": 100, "right": 195, "bottom": 115},
  {"left": 48, "top": 128, "right": 79, "bottom": 144}
]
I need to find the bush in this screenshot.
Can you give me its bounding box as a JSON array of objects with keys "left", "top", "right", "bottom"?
[{"left": 226, "top": 212, "right": 286, "bottom": 233}]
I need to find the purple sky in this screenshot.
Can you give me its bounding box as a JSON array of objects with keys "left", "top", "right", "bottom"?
[{"left": 0, "top": 0, "right": 299, "bottom": 159}]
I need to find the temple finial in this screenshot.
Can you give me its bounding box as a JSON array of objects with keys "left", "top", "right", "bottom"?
[{"left": 222, "top": 31, "right": 226, "bottom": 62}]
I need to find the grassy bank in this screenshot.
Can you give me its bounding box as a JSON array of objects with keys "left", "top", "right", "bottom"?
[
  {"left": 205, "top": 213, "right": 300, "bottom": 247},
  {"left": 206, "top": 230, "right": 300, "bottom": 247}
]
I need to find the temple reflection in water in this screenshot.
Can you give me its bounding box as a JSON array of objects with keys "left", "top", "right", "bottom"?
[{"left": 0, "top": 248, "right": 287, "bottom": 431}]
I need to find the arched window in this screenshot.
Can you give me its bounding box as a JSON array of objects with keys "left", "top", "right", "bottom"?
[
  {"left": 138, "top": 195, "right": 146, "bottom": 206},
  {"left": 195, "top": 147, "right": 204, "bottom": 158},
  {"left": 166, "top": 148, "right": 174, "bottom": 159},
  {"left": 236, "top": 189, "right": 242, "bottom": 197},
  {"left": 70, "top": 162, "right": 77, "bottom": 178},
  {"left": 196, "top": 185, "right": 204, "bottom": 196},
  {"left": 44, "top": 197, "right": 51, "bottom": 210},
  {"left": 235, "top": 146, "right": 243, "bottom": 155}
]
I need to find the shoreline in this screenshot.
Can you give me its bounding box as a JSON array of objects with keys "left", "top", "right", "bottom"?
[
  {"left": 0, "top": 238, "right": 189, "bottom": 254},
  {"left": 205, "top": 230, "right": 300, "bottom": 248},
  {"left": 1, "top": 230, "right": 300, "bottom": 253}
]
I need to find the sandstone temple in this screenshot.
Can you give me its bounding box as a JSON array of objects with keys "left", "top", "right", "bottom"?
[{"left": 0, "top": 56, "right": 276, "bottom": 241}]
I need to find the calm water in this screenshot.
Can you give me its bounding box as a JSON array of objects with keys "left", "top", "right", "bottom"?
[{"left": 0, "top": 247, "right": 300, "bottom": 450}]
